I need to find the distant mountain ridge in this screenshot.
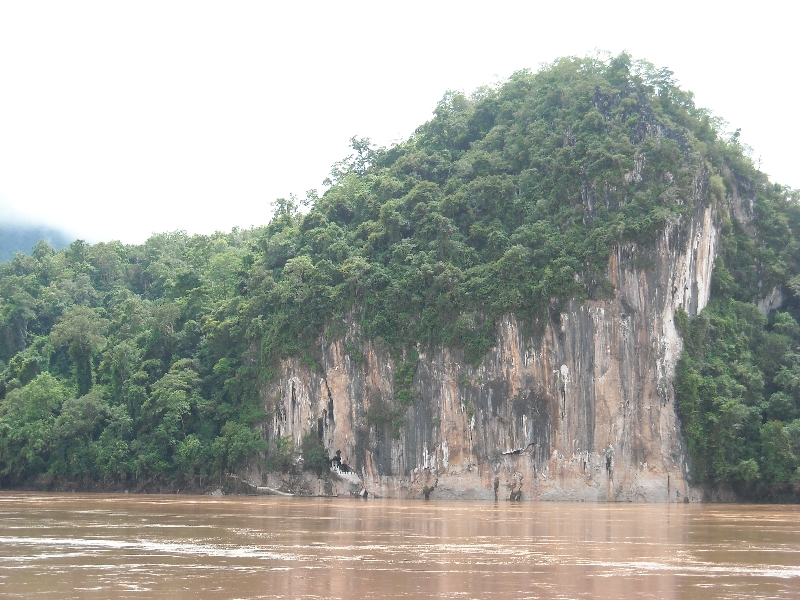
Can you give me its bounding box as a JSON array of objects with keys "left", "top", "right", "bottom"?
[{"left": 0, "top": 224, "right": 72, "bottom": 262}]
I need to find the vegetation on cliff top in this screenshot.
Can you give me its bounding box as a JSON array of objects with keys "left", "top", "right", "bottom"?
[{"left": 0, "top": 53, "right": 798, "bottom": 497}]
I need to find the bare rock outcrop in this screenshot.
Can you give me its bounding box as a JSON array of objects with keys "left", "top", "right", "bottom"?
[{"left": 255, "top": 197, "right": 721, "bottom": 501}]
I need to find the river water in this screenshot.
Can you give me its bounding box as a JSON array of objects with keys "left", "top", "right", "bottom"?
[{"left": 0, "top": 493, "right": 798, "bottom": 599}]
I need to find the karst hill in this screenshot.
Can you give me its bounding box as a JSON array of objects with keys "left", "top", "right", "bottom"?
[{"left": 2, "top": 53, "right": 799, "bottom": 501}]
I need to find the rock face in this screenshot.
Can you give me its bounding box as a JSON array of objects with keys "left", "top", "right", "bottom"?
[{"left": 257, "top": 199, "right": 721, "bottom": 502}]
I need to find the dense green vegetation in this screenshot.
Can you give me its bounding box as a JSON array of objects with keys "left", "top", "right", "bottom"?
[
  {"left": 0, "top": 232, "right": 269, "bottom": 489},
  {"left": 1, "top": 53, "right": 798, "bottom": 496},
  {"left": 675, "top": 183, "right": 800, "bottom": 499}
]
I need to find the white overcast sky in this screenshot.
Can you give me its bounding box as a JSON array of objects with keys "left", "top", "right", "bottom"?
[{"left": 0, "top": 1, "right": 797, "bottom": 244}]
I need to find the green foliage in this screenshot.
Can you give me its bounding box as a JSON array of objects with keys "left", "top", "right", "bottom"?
[
  {"left": 366, "top": 394, "right": 406, "bottom": 438},
  {"left": 394, "top": 350, "right": 418, "bottom": 406},
  {"left": 0, "top": 228, "right": 268, "bottom": 489},
  {"left": 243, "top": 53, "right": 724, "bottom": 370},
  {"left": 676, "top": 175, "right": 800, "bottom": 498},
  {"left": 211, "top": 421, "right": 266, "bottom": 475},
  {"left": 300, "top": 432, "right": 329, "bottom": 475},
  {"left": 50, "top": 305, "right": 109, "bottom": 396},
  {"left": 466, "top": 403, "right": 476, "bottom": 421},
  {"left": 49, "top": 387, "right": 110, "bottom": 480},
  {"left": 267, "top": 436, "right": 295, "bottom": 473},
  {"left": 0, "top": 373, "right": 68, "bottom": 484}
]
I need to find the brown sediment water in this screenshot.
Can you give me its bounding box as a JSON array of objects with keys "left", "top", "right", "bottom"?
[{"left": 0, "top": 492, "right": 798, "bottom": 599}]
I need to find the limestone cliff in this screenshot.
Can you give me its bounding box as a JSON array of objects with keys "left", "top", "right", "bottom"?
[{"left": 255, "top": 195, "right": 724, "bottom": 501}]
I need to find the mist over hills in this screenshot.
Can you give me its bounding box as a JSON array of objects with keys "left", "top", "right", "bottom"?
[{"left": 0, "top": 224, "right": 72, "bottom": 262}]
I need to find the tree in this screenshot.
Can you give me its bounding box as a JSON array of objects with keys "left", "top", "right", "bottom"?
[
  {"left": 211, "top": 421, "right": 266, "bottom": 475},
  {"left": 175, "top": 434, "right": 210, "bottom": 486},
  {"left": 50, "top": 387, "right": 109, "bottom": 480},
  {"left": 135, "top": 359, "right": 203, "bottom": 478},
  {"left": 760, "top": 422, "right": 798, "bottom": 484},
  {"left": 50, "top": 306, "right": 108, "bottom": 396},
  {"left": 0, "top": 373, "right": 68, "bottom": 484},
  {"left": 94, "top": 404, "right": 133, "bottom": 483},
  {"left": 301, "top": 431, "right": 329, "bottom": 475},
  {"left": 0, "top": 287, "right": 36, "bottom": 360}
]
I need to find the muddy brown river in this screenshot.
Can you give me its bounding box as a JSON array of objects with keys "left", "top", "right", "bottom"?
[{"left": 0, "top": 492, "right": 798, "bottom": 599}]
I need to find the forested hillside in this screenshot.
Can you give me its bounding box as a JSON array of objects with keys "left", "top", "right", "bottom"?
[{"left": 1, "top": 53, "right": 798, "bottom": 498}]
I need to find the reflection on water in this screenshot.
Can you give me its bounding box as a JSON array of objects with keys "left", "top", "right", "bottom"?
[{"left": 0, "top": 492, "right": 798, "bottom": 599}]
